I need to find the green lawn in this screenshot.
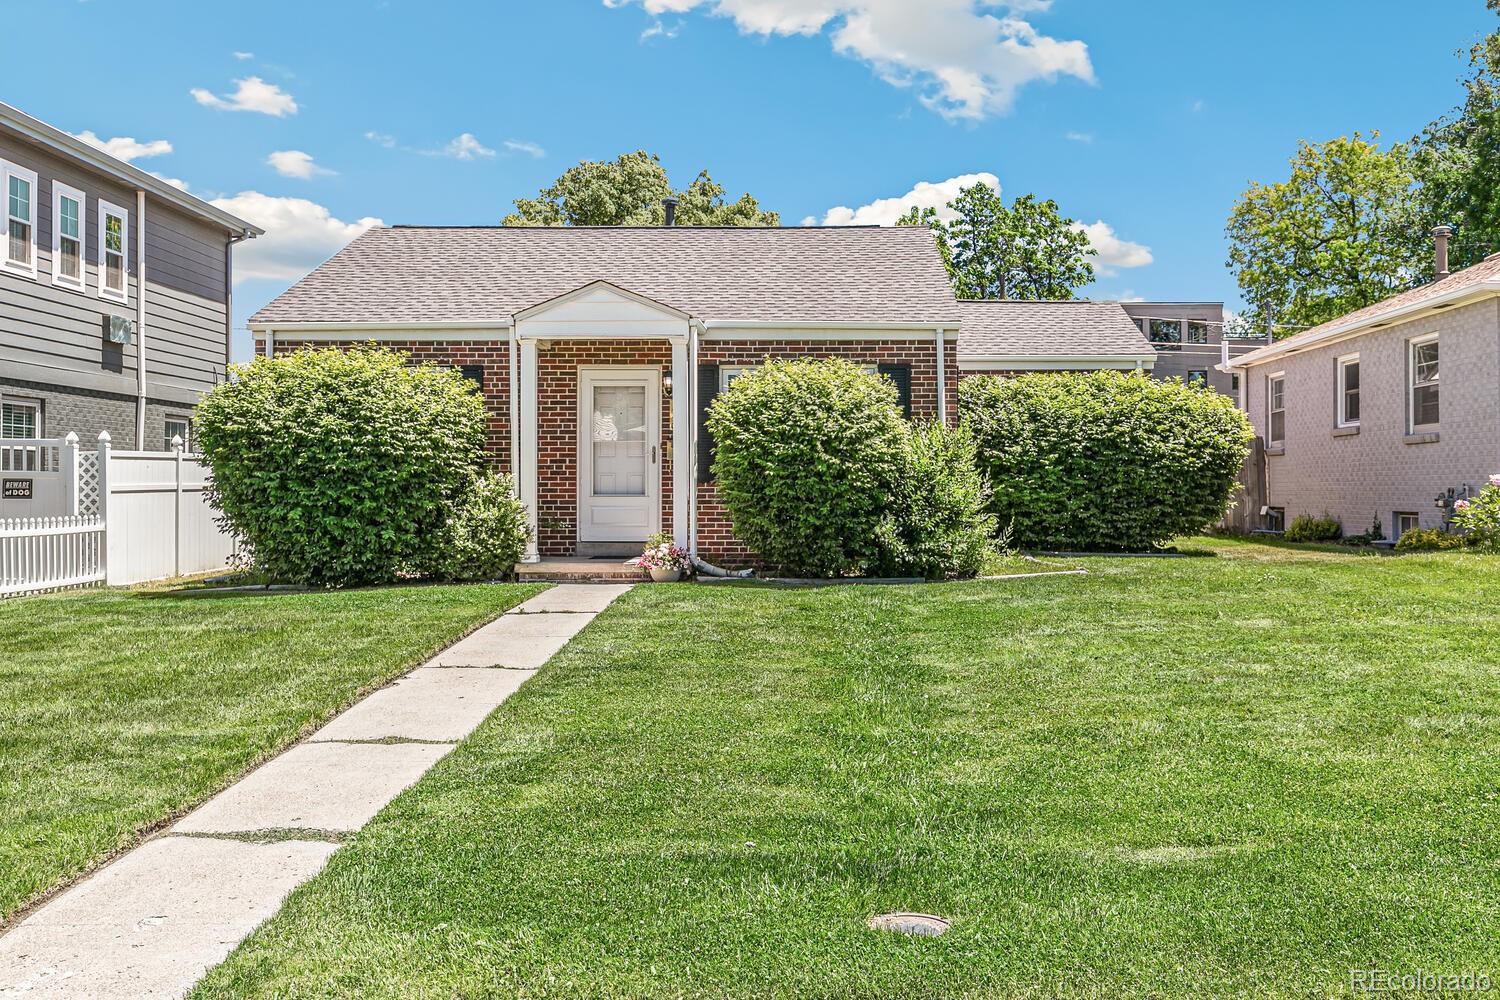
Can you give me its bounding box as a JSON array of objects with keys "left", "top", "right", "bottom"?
[
  {"left": 0, "top": 581, "right": 541, "bottom": 923},
  {"left": 188, "top": 540, "right": 1496, "bottom": 997}
]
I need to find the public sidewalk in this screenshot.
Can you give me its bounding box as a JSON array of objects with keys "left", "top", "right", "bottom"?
[{"left": 0, "top": 583, "right": 631, "bottom": 999}]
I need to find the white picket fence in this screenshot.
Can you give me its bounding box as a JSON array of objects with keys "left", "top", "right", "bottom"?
[{"left": 0, "top": 432, "right": 237, "bottom": 598}]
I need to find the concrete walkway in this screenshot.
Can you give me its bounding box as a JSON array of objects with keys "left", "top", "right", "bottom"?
[{"left": 0, "top": 584, "right": 629, "bottom": 1000}]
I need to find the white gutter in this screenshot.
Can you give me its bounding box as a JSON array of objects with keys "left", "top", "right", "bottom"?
[
  {"left": 934, "top": 327, "right": 947, "bottom": 424},
  {"left": 246, "top": 321, "right": 512, "bottom": 334},
  {"left": 508, "top": 316, "right": 520, "bottom": 500},
  {"left": 1225, "top": 280, "right": 1500, "bottom": 370},
  {"left": 688, "top": 319, "right": 703, "bottom": 558},
  {"left": 134, "top": 189, "right": 147, "bottom": 448},
  {"left": 702, "top": 319, "right": 960, "bottom": 331},
  {"left": 0, "top": 102, "right": 262, "bottom": 236},
  {"left": 959, "top": 355, "right": 1157, "bottom": 368}
]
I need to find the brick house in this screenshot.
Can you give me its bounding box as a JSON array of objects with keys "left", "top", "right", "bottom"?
[
  {"left": 250, "top": 225, "right": 961, "bottom": 566},
  {"left": 1224, "top": 234, "right": 1500, "bottom": 541}
]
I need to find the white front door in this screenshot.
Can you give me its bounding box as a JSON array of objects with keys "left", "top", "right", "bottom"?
[{"left": 578, "top": 368, "right": 660, "bottom": 543}]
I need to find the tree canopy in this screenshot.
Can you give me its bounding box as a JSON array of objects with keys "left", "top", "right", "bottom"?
[
  {"left": 502, "top": 151, "right": 779, "bottom": 227},
  {"left": 897, "top": 183, "right": 1096, "bottom": 300},
  {"left": 1225, "top": 133, "right": 1424, "bottom": 336}
]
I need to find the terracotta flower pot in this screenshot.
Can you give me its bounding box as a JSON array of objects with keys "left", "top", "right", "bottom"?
[{"left": 649, "top": 566, "right": 682, "bottom": 583}]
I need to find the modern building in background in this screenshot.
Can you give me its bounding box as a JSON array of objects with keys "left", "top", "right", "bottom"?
[
  {"left": 1120, "top": 301, "right": 1268, "bottom": 397},
  {"left": 0, "top": 102, "right": 259, "bottom": 455}
]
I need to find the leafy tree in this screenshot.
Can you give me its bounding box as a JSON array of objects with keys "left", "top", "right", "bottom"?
[
  {"left": 1225, "top": 133, "right": 1424, "bottom": 336},
  {"left": 503, "top": 151, "right": 778, "bottom": 226},
  {"left": 897, "top": 183, "right": 1095, "bottom": 300},
  {"left": 1411, "top": 12, "right": 1500, "bottom": 271}
]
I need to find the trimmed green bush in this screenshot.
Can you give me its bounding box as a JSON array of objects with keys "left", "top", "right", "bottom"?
[
  {"left": 875, "top": 421, "right": 996, "bottom": 579},
  {"left": 960, "top": 371, "right": 1253, "bottom": 552},
  {"left": 1395, "top": 527, "right": 1468, "bottom": 552},
  {"left": 195, "top": 347, "right": 487, "bottom": 587},
  {"left": 1284, "top": 515, "right": 1342, "bottom": 543},
  {"left": 707, "top": 358, "right": 907, "bottom": 577},
  {"left": 422, "top": 473, "right": 531, "bottom": 581},
  {"left": 1453, "top": 477, "right": 1500, "bottom": 552}
]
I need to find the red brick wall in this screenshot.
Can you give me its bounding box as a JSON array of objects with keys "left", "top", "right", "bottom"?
[
  {"left": 694, "top": 337, "right": 955, "bottom": 567},
  {"left": 536, "top": 340, "right": 674, "bottom": 558},
  {"left": 263, "top": 339, "right": 513, "bottom": 469}
]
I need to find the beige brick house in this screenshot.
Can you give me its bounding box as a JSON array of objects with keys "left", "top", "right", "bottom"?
[{"left": 1225, "top": 242, "right": 1500, "bottom": 541}]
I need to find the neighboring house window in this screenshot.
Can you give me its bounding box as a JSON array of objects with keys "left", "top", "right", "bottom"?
[
  {"left": 1187, "top": 370, "right": 1208, "bottom": 387},
  {"left": 164, "top": 417, "right": 192, "bottom": 451},
  {"left": 1337, "top": 354, "right": 1360, "bottom": 427},
  {"left": 98, "top": 200, "right": 129, "bottom": 302},
  {"left": 52, "top": 182, "right": 85, "bottom": 290},
  {"left": 3, "top": 162, "right": 38, "bottom": 276},
  {"left": 1231, "top": 373, "right": 1241, "bottom": 392},
  {"left": 1186, "top": 321, "right": 1210, "bottom": 345},
  {"left": 1, "top": 399, "right": 41, "bottom": 471},
  {"left": 1150, "top": 319, "right": 1182, "bottom": 351},
  {"left": 1395, "top": 512, "right": 1421, "bottom": 538},
  {"left": 1408, "top": 334, "right": 1439, "bottom": 430},
  {"left": 1266, "top": 507, "right": 1285, "bottom": 532},
  {"left": 1268, "top": 373, "right": 1285, "bottom": 445}
]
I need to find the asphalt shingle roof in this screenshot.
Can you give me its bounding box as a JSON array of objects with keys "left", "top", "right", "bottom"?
[
  {"left": 250, "top": 225, "right": 961, "bottom": 326},
  {"left": 956, "top": 299, "right": 1156, "bottom": 359}
]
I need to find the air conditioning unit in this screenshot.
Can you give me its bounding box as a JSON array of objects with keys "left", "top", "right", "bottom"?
[{"left": 103, "top": 315, "right": 135, "bottom": 345}]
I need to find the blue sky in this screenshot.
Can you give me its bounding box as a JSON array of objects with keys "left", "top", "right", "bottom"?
[{"left": 4, "top": 1, "right": 1493, "bottom": 360}]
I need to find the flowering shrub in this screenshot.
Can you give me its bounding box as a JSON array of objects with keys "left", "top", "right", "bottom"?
[
  {"left": 632, "top": 532, "right": 691, "bottom": 574},
  {"left": 1452, "top": 474, "right": 1500, "bottom": 551}
]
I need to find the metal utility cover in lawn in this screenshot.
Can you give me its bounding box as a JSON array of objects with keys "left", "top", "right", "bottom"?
[{"left": 867, "top": 912, "right": 951, "bottom": 937}]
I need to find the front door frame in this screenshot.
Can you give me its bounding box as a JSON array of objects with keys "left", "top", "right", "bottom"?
[{"left": 576, "top": 365, "right": 661, "bottom": 544}]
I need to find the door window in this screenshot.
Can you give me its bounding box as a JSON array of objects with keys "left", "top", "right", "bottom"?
[{"left": 591, "top": 384, "right": 647, "bottom": 496}]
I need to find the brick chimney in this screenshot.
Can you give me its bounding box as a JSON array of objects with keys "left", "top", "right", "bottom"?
[{"left": 1432, "top": 224, "right": 1454, "bottom": 278}]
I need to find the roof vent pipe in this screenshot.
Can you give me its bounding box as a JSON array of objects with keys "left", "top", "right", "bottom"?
[
  {"left": 662, "top": 196, "right": 679, "bottom": 227},
  {"left": 1433, "top": 224, "right": 1453, "bottom": 279}
]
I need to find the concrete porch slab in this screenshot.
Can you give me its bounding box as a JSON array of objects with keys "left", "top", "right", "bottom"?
[
  {"left": 309, "top": 667, "right": 534, "bottom": 743},
  {"left": 173, "top": 741, "right": 452, "bottom": 835},
  {"left": 516, "top": 559, "right": 643, "bottom": 583},
  {"left": 0, "top": 836, "right": 338, "bottom": 1000},
  {"left": 511, "top": 583, "right": 633, "bottom": 614}
]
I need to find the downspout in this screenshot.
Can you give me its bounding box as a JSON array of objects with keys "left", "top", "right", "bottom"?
[
  {"left": 935, "top": 327, "right": 947, "bottom": 424},
  {"left": 134, "top": 189, "right": 147, "bottom": 448},
  {"left": 508, "top": 320, "right": 520, "bottom": 491},
  {"left": 225, "top": 229, "right": 255, "bottom": 377},
  {"left": 687, "top": 318, "right": 753, "bottom": 578}
]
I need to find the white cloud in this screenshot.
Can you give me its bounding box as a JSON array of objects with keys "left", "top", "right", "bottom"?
[
  {"left": 209, "top": 192, "right": 380, "bottom": 282},
  {"left": 74, "top": 130, "right": 173, "bottom": 162},
  {"left": 1064, "top": 130, "right": 1093, "bottom": 143},
  {"left": 233, "top": 50, "right": 255, "bottom": 60},
  {"left": 191, "top": 77, "right": 298, "bottom": 117},
  {"left": 813, "top": 172, "right": 1000, "bottom": 227},
  {"left": 640, "top": 19, "right": 681, "bottom": 40},
  {"left": 503, "top": 139, "right": 546, "bottom": 158},
  {"left": 1072, "top": 219, "right": 1153, "bottom": 275},
  {"left": 364, "top": 130, "right": 398, "bottom": 148},
  {"left": 437, "top": 133, "right": 496, "bottom": 160},
  {"left": 606, "top": 0, "right": 1092, "bottom": 119},
  {"left": 267, "top": 149, "right": 335, "bottom": 179}
]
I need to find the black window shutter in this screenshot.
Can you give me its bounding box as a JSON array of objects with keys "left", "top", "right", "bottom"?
[
  {"left": 457, "top": 364, "right": 485, "bottom": 392},
  {"left": 697, "top": 363, "right": 720, "bottom": 483},
  {"left": 878, "top": 363, "right": 913, "bottom": 418}
]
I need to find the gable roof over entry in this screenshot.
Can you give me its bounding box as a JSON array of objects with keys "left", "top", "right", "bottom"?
[{"left": 250, "top": 225, "right": 961, "bottom": 328}]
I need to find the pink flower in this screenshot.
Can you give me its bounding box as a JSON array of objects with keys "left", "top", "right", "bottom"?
[
  {"left": 1455, "top": 499, "right": 1472, "bottom": 511},
  {"left": 1489, "top": 474, "right": 1500, "bottom": 488}
]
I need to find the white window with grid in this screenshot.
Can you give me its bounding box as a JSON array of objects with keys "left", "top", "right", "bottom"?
[
  {"left": 1408, "top": 335, "right": 1439, "bottom": 431},
  {"left": 52, "top": 182, "right": 86, "bottom": 290},
  {"left": 98, "top": 200, "right": 129, "bottom": 302},
  {"left": 2, "top": 399, "right": 41, "bottom": 471},
  {"left": 1268, "top": 373, "right": 1285, "bottom": 445},
  {"left": 3, "top": 161, "right": 38, "bottom": 277},
  {"left": 164, "top": 416, "right": 192, "bottom": 451},
  {"left": 1336, "top": 354, "right": 1360, "bottom": 428}
]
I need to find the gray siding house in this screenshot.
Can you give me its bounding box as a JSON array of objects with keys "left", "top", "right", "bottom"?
[
  {"left": 1120, "top": 301, "right": 1268, "bottom": 396},
  {"left": 1, "top": 102, "right": 260, "bottom": 452},
  {"left": 1225, "top": 237, "right": 1500, "bottom": 540}
]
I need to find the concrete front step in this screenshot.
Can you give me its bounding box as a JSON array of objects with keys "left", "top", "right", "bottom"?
[{"left": 516, "top": 559, "right": 645, "bottom": 583}]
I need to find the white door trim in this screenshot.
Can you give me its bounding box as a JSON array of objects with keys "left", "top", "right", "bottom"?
[{"left": 577, "top": 366, "right": 661, "bottom": 544}]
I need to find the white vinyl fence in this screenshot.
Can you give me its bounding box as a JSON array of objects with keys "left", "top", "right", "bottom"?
[{"left": 0, "top": 431, "right": 237, "bottom": 598}]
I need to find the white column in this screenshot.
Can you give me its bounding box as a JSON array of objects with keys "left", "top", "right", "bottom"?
[
  {"left": 517, "top": 337, "right": 541, "bottom": 563},
  {"left": 670, "top": 335, "right": 691, "bottom": 549},
  {"left": 934, "top": 328, "right": 948, "bottom": 425}
]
